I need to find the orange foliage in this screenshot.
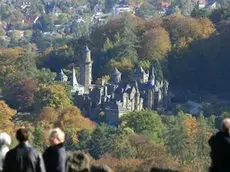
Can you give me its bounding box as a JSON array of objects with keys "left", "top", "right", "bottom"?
[
  {"left": 56, "top": 105, "right": 95, "bottom": 144},
  {"left": 37, "top": 107, "right": 57, "bottom": 129},
  {"left": 0, "top": 101, "right": 16, "bottom": 133},
  {"left": 184, "top": 119, "right": 197, "bottom": 137}
]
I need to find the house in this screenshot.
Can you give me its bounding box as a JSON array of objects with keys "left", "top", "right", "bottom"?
[
  {"left": 112, "top": 4, "right": 134, "bottom": 15},
  {"left": 206, "top": 1, "right": 218, "bottom": 10},
  {"left": 196, "top": 0, "right": 208, "bottom": 9},
  {"left": 22, "top": 15, "right": 40, "bottom": 26},
  {"left": 159, "top": 2, "right": 171, "bottom": 14}
]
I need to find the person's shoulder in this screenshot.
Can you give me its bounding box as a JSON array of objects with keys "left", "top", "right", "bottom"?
[
  {"left": 57, "top": 145, "right": 66, "bottom": 154},
  {"left": 26, "top": 145, "right": 42, "bottom": 156},
  {"left": 5, "top": 147, "right": 16, "bottom": 158}
]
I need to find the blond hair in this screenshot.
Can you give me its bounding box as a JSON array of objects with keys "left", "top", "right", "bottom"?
[
  {"left": 49, "top": 128, "right": 65, "bottom": 143},
  {"left": 221, "top": 118, "right": 230, "bottom": 133}
]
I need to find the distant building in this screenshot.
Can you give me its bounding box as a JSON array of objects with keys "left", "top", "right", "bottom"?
[
  {"left": 112, "top": 4, "right": 134, "bottom": 15},
  {"left": 22, "top": 15, "right": 39, "bottom": 26},
  {"left": 57, "top": 46, "right": 170, "bottom": 125}
]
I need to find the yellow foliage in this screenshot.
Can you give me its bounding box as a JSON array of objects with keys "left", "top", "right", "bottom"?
[
  {"left": 0, "top": 101, "right": 16, "bottom": 133},
  {"left": 37, "top": 107, "right": 57, "bottom": 129},
  {"left": 109, "top": 58, "right": 134, "bottom": 72},
  {"left": 56, "top": 105, "right": 95, "bottom": 144}
]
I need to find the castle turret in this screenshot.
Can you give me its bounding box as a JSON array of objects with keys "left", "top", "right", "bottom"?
[
  {"left": 110, "top": 68, "right": 121, "bottom": 84},
  {"left": 135, "top": 66, "right": 149, "bottom": 83},
  {"left": 71, "top": 66, "right": 84, "bottom": 94},
  {"left": 147, "top": 65, "right": 156, "bottom": 86},
  {"left": 71, "top": 66, "right": 78, "bottom": 87},
  {"left": 57, "top": 69, "right": 68, "bottom": 82},
  {"left": 80, "top": 45, "right": 93, "bottom": 93}
]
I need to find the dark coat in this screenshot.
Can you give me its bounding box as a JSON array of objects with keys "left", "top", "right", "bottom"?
[
  {"left": 43, "top": 143, "right": 67, "bottom": 172},
  {"left": 2, "top": 142, "right": 46, "bottom": 172},
  {"left": 209, "top": 131, "right": 230, "bottom": 172}
]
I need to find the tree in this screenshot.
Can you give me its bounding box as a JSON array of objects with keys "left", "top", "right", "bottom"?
[
  {"left": 37, "top": 107, "right": 57, "bottom": 129},
  {"left": 141, "top": 27, "right": 171, "bottom": 61},
  {"left": 121, "top": 110, "right": 165, "bottom": 145},
  {"left": 56, "top": 105, "right": 95, "bottom": 144},
  {"left": 0, "top": 101, "right": 16, "bottom": 133},
  {"left": 135, "top": 2, "right": 160, "bottom": 19},
  {"left": 33, "top": 123, "right": 46, "bottom": 151},
  {"left": 163, "top": 15, "right": 215, "bottom": 49},
  {"left": 79, "top": 124, "right": 118, "bottom": 159},
  {"left": 3, "top": 77, "right": 37, "bottom": 110},
  {"left": 110, "top": 129, "right": 136, "bottom": 158},
  {"left": 34, "top": 84, "right": 72, "bottom": 110},
  {"left": 163, "top": 112, "right": 187, "bottom": 158},
  {"left": 38, "top": 45, "right": 75, "bottom": 72}
]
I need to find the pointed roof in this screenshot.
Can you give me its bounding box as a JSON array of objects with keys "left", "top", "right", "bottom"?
[
  {"left": 149, "top": 65, "right": 155, "bottom": 80},
  {"left": 71, "top": 66, "right": 79, "bottom": 87},
  {"left": 135, "top": 66, "right": 145, "bottom": 74},
  {"left": 60, "top": 69, "right": 65, "bottom": 75},
  {"left": 57, "top": 69, "right": 68, "bottom": 82},
  {"left": 110, "top": 68, "right": 121, "bottom": 76},
  {"left": 84, "top": 45, "right": 92, "bottom": 63},
  {"left": 85, "top": 45, "right": 90, "bottom": 52}
]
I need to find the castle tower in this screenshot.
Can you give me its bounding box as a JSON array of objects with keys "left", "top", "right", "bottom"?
[
  {"left": 80, "top": 45, "right": 93, "bottom": 93},
  {"left": 57, "top": 69, "right": 68, "bottom": 82},
  {"left": 135, "top": 66, "right": 149, "bottom": 83},
  {"left": 110, "top": 68, "right": 121, "bottom": 84}
]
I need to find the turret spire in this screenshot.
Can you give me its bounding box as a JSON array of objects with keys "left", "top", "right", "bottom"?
[{"left": 71, "top": 66, "right": 78, "bottom": 87}]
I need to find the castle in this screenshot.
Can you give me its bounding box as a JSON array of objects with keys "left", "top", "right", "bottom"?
[{"left": 57, "top": 46, "right": 170, "bottom": 125}]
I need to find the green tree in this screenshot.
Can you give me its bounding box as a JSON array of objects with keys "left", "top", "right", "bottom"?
[
  {"left": 33, "top": 123, "right": 46, "bottom": 151},
  {"left": 121, "top": 110, "right": 165, "bottom": 145},
  {"left": 80, "top": 124, "right": 118, "bottom": 159}
]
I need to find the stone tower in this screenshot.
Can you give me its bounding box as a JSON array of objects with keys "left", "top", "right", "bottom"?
[
  {"left": 110, "top": 68, "right": 121, "bottom": 84},
  {"left": 80, "top": 45, "right": 93, "bottom": 93},
  {"left": 135, "top": 66, "right": 149, "bottom": 83},
  {"left": 57, "top": 69, "right": 68, "bottom": 82}
]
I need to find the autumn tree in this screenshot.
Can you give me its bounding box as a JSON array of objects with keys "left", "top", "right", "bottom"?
[
  {"left": 3, "top": 77, "right": 37, "bottom": 110},
  {"left": 56, "top": 105, "right": 95, "bottom": 144},
  {"left": 163, "top": 15, "right": 215, "bottom": 49},
  {"left": 37, "top": 107, "right": 57, "bottom": 129},
  {"left": 0, "top": 101, "right": 16, "bottom": 133},
  {"left": 141, "top": 27, "right": 171, "bottom": 61},
  {"left": 34, "top": 84, "right": 72, "bottom": 110}
]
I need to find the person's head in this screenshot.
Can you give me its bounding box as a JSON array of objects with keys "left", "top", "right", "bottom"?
[
  {"left": 16, "top": 128, "right": 29, "bottom": 143},
  {"left": 67, "top": 151, "right": 90, "bottom": 172},
  {"left": 49, "top": 128, "right": 65, "bottom": 146},
  {"left": 221, "top": 118, "right": 230, "bottom": 133},
  {"left": 0, "top": 132, "right": 11, "bottom": 146}
]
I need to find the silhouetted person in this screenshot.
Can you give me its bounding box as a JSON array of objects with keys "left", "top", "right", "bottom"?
[
  {"left": 3, "top": 128, "right": 46, "bottom": 172},
  {"left": 209, "top": 118, "right": 230, "bottom": 172},
  {"left": 67, "top": 151, "right": 90, "bottom": 172},
  {"left": 150, "top": 167, "right": 179, "bottom": 172},
  {"left": 67, "top": 151, "right": 113, "bottom": 172},
  {"left": 43, "top": 128, "right": 67, "bottom": 172},
  {"left": 0, "top": 133, "right": 11, "bottom": 172}
]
